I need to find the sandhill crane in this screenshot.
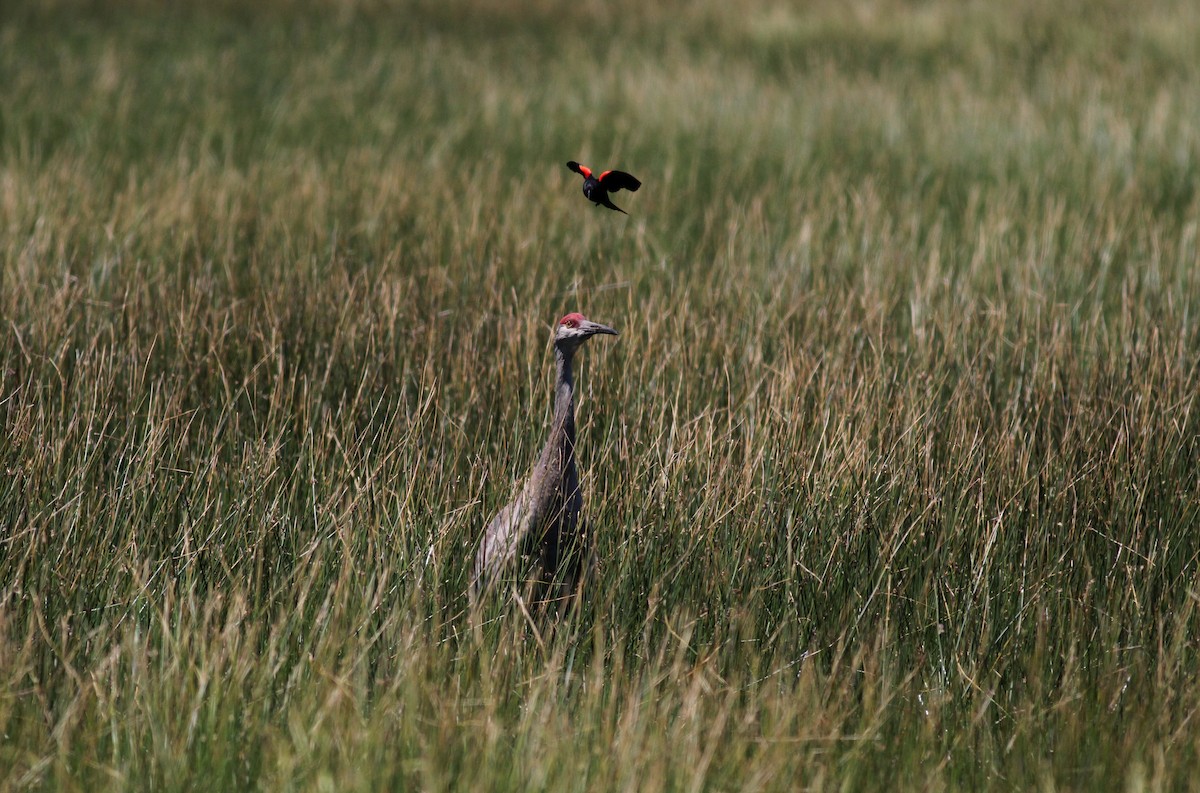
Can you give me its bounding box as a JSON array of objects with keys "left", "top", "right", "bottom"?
[
  {"left": 471, "top": 312, "right": 618, "bottom": 609},
  {"left": 566, "top": 161, "right": 642, "bottom": 214}
]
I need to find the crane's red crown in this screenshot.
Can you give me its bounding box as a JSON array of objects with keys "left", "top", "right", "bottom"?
[{"left": 559, "top": 312, "right": 587, "bottom": 328}]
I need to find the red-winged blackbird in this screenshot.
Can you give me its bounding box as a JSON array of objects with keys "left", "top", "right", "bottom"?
[{"left": 566, "top": 161, "right": 641, "bottom": 214}]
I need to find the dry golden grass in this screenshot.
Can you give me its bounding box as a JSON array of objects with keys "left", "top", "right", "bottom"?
[{"left": 2, "top": 0, "right": 1200, "bottom": 789}]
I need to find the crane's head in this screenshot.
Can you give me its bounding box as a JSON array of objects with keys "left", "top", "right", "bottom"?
[{"left": 554, "top": 312, "right": 618, "bottom": 351}]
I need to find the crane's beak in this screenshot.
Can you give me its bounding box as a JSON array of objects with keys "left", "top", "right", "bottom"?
[{"left": 583, "top": 320, "right": 618, "bottom": 337}]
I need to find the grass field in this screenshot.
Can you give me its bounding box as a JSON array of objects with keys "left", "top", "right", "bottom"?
[{"left": 3, "top": 0, "right": 1200, "bottom": 789}]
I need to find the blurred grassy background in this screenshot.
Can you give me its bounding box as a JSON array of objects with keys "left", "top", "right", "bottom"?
[{"left": 2, "top": 0, "right": 1199, "bottom": 789}]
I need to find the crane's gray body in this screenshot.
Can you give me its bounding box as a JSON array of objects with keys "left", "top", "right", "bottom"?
[{"left": 471, "top": 316, "right": 615, "bottom": 608}]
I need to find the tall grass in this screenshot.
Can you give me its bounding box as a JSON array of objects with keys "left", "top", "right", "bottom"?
[{"left": 2, "top": 0, "right": 1200, "bottom": 789}]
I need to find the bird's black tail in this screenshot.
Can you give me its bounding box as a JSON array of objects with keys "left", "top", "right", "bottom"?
[{"left": 600, "top": 197, "right": 627, "bottom": 214}]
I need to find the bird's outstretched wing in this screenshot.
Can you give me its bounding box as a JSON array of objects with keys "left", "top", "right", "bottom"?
[
  {"left": 598, "top": 170, "right": 641, "bottom": 193},
  {"left": 566, "top": 161, "right": 592, "bottom": 178}
]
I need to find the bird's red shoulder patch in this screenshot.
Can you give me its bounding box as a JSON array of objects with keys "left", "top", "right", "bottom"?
[
  {"left": 578, "top": 165, "right": 592, "bottom": 178},
  {"left": 559, "top": 312, "right": 586, "bottom": 328},
  {"left": 598, "top": 170, "right": 613, "bottom": 181}
]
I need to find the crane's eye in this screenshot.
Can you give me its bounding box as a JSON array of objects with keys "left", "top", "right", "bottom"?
[{"left": 563, "top": 318, "right": 577, "bottom": 328}]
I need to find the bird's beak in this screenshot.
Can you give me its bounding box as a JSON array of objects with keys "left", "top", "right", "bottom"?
[{"left": 584, "top": 321, "right": 618, "bottom": 337}]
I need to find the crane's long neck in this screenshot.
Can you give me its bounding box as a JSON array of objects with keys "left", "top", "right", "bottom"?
[
  {"left": 549, "top": 345, "right": 576, "bottom": 453},
  {"left": 530, "top": 343, "right": 578, "bottom": 503}
]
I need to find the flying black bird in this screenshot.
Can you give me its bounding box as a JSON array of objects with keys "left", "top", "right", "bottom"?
[{"left": 566, "top": 161, "right": 641, "bottom": 214}]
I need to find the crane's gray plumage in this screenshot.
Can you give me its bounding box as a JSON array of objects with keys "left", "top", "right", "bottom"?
[{"left": 471, "top": 312, "right": 617, "bottom": 608}]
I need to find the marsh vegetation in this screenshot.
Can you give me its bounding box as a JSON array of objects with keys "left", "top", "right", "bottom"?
[{"left": 2, "top": 0, "right": 1199, "bottom": 788}]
